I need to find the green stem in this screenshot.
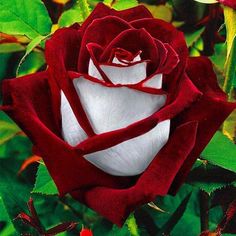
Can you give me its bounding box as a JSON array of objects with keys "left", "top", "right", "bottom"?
[{"left": 199, "top": 190, "right": 209, "bottom": 232}]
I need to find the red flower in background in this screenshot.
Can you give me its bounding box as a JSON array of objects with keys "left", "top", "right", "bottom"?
[
  {"left": 1, "top": 3, "right": 235, "bottom": 226},
  {"left": 219, "top": 0, "right": 236, "bottom": 9},
  {"left": 80, "top": 228, "right": 93, "bottom": 236}
]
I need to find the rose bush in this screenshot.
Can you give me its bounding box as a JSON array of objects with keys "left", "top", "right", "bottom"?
[{"left": 1, "top": 3, "right": 235, "bottom": 226}]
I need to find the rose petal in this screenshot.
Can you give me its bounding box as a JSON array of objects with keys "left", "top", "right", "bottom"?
[
  {"left": 131, "top": 18, "right": 188, "bottom": 90},
  {"left": 78, "top": 16, "right": 131, "bottom": 73},
  {"left": 67, "top": 74, "right": 200, "bottom": 155},
  {"left": 71, "top": 121, "right": 198, "bottom": 226},
  {"left": 112, "top": 53, "right": 141, "bottom": 65},
  {"left": 157, "top": 43, "right": 179, "bottom": 74},
  {"left": 100, "top": 28, "right": 159, "bottom": 75},
  {"left": 85, "top": 119, "right": 170, "bottom": 176},
  {"left": 72, "top": 77, "right": 166, "bottom": 134},
  {"left": 45, "top": 27, "right": 95, "bottom": 137},
  {"left": 100, "top": 61, "right": 147, "bottom": 85},
  {"left": 142, "top": 74, "right": 163, "bottom": 89},
  {"left": 170, "top": 57, "right": 236, "bottom": 194},
  {"left": 88, "top": 59, "right": 104, "bottom": 81},
  {"left": 61, "top": 91, "right": 87, "bottom": 146},
  {"left": 1, "top": 72, "right": 132, "bottom": 195},
  {"left": 79, "top": 3, "right": 152, "bottom": 34}
]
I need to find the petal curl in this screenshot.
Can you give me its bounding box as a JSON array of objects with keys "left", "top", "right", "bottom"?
[
  {"left": 100, "top": 28, "right": 159, "bottom": 74},
  {"left": 85, "top": 120, "right": 170, "bottom": 176},
  {"left": 131, "top": 18, "right": 188, "bottom": 91},
  {"left": 100, "top": 61, "right": 148, "bottom": 85},
  {"left": 79, "top": 3, "right": 153, "bottom": 34},
  {"left": 61, "top": 91, "right": 87, "bottom": 146},
  {"left": 72, "top": 77, "right": 166, "bottom": 134},
  {"left": 170, "top": 57, "right": 236, "bottom": 193},
  {"left": 71, "top": 121, "right": 198, "bottom": 226},
  {"left": 1, "top": 73, "right": 133, "bottom": 195},
  {"left": 45, "top": 27, "right": 95, "bottom": 136},
  {"left": 78, "top": 16, "right": 131, "bottom": 73}
]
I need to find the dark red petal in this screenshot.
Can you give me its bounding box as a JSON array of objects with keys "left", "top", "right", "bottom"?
[
  {"left": 186, "top": 56, "right": 227, "bottom": 99},
  {"left": 170, "top": 57, "right": 236, "bottom": 194},
  {"left": 78, "top": 16, "right": 131, "bottom": 73},
  {"left": 80, "top": 3, "right": 152, "bottom": 34},
  {"left": 157, "top": 43, "right": 180, "bottom": 74},
  {"left": 2, "top": 71, "right": 59, "bottom": 136},
  {"left": 68, "top": 70, "right": 166, "bottom": 95},
  {"left": 63, "top": 74, "right": 200, "bottom": 155},
  {"left": 219, "top": 0, "right": 236, "bottom": 9},
  {"left": 45, "top": 27, "right": 81, "bottom": 76},
  {"left": 71, "top": 121, "right": 198, "bottom": 226},
  {"left": 1, "top": 72, "right": 133, "bottom": 195},
  {"left": 45, "top": 27, "right": 95, "bottom": 137},
  {"left": 131, "top": 18, "right": 188, "bottom": 91},
  {"left": 100, "top": 28, "right": 159, "bottom": 74}
]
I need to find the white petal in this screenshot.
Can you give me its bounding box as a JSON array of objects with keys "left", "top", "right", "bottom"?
[
  {"left": 112, "top": 54, "right": 141, "bottom": 65},
  {"left": 143, "top": 74, "right": 163, "bottom": 89},
  {"left": 100, "top": 61, "right": 147, "bottom": 85},
  {"left": 85, "top": 119, "right": 170, "bottom": 176},
  {"left": 61, "top": 91, "right": 88, "bottom": 146},
  {"left": 88, "top": 59, "right": 103, "bottom": 81},
  {"left": 73, "top": 77, "right": 166, "bottom": 134}
]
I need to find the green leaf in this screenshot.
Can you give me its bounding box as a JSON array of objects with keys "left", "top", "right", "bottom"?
[
  {"left": 78, "top": 0, "right": 91, "bottom": 20},
  {"left": 109, "top": 224, "right": 132, "bottom": 236},
  {"left": 58, "top": 3, "right": 84, "bottom": 27},
  {"left": 0, "top": 159, "right": 33, "bottom": 233},
  {"left": 126, "top": 214, "right": 140, "bottom": 236},
  {"left": 0, "top": 121, "right": 21, "bottom": 146},
  {"left": 0, "top": 54, "right": 11, "bottom": 81},
  {"left": 18, "top": 51, "right": 45, "bottom": 77},
  {"left": 0, "top": 43, "right": 25, "bottom": 53},
  {"left": 0, "top": 0, "right": 52, "bottom": 39},
  {"left": 16, "top": 35, "right": 47, "bottom": 76},
  {"left": 224, "top": 6, "right": 236, "bottom": 58},
  {"left": 145, "top": 184, "right": 221, "bottom": 235},
  {"left": 201, "top": 131, "right": 236, "bottom": 173},
  {"left": 184, "top": 27, "right": 205, "bottom": 48},
  {"left": 156, "top": 193, "right": 192, "bottom": 236},
  {"left": 0, "top": 196, "right": 16, "bottom": 235},
  {"left": 104, "top": 0, "right": 138, "bottom": 10},
  {"left": 223, "top": 36, "right": 236, "bottom": 93},
  {"left": 187, "top": 162, "right": 236, "bottom": 194},
  {"left": 223, "top": 110, "right": 236, "bottom": 142},
  {"left": 142, "top": 4, "right": 173, "bottom": 22},
  {"left": 32, "top": 164, "right": 58, "bottom": 195},
  {"left": 210, "top": 43, "right": 227, "bottom": 72}
]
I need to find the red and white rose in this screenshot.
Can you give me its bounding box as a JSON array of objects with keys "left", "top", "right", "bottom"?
[{"left": 1, "top": 3, "right": 235, "bottom": 226}]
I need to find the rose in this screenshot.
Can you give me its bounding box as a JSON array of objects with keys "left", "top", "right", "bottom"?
[{"left": 1, "top": 3, "right": 235, "bottom": 226}]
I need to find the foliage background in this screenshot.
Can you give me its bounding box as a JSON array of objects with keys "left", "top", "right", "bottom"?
[{"left": 0, "top": 0, "right": 236, "bottom": 235}]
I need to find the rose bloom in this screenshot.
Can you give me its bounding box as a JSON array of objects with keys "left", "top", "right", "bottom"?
[{"left": 1, "top": 3, "right": 235, "bottom": 226}]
